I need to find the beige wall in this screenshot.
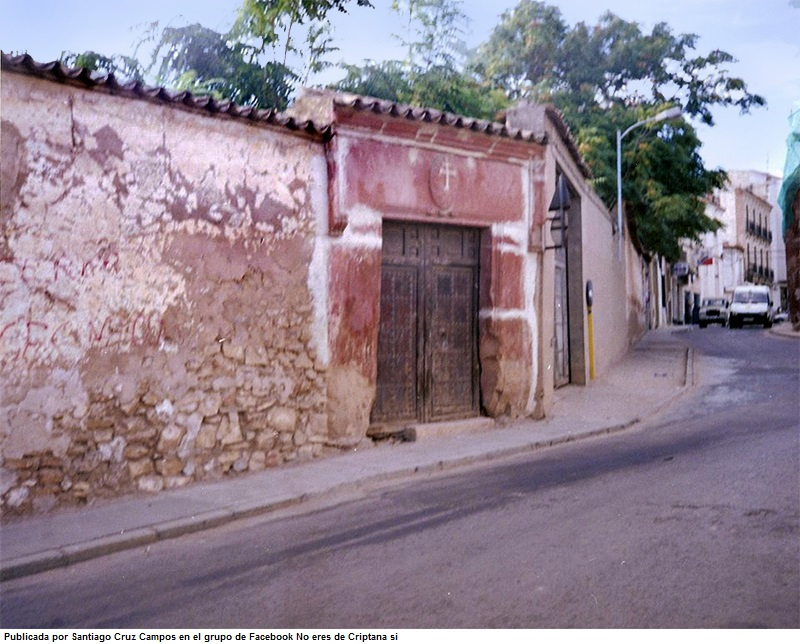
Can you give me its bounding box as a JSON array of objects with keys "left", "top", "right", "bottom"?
[
  {"left": 543, "top": 119, "right": 643, "bottom": 390},
  {"left": 587, "top": 190, "right": 642, "bottom": 377},
  {"left": 1, "top": 73, "right": 330, "bottom": 514}
]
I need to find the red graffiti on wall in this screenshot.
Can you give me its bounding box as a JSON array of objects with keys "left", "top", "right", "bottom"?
[
  {"left": 0, "top": 316, "right": 49, "bottom": 363},
  {"left": 1, "top": 310, "right": 166, "bottom": 367},
  {"left": 80, "top": 247, "right": 121, "bottom": 278},
  {"left": 87, "top": 311, "right": 165, "bottom": 349},
  {"left": 19, "top": 246, "right": 121, "bottom": 287}
]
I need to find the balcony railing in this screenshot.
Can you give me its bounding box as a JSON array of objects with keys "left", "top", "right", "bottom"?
[{"left": 746, "top": 221, "right": 772, "bottom": 242}]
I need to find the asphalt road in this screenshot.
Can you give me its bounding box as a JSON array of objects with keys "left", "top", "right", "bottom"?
[{"left": 1, "top": 327, "right": 798, "bottom": 628}]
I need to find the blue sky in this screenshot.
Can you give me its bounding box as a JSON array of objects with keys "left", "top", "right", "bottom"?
[{"left": 2, "top": 0, "right": 798, "bottom": 177}]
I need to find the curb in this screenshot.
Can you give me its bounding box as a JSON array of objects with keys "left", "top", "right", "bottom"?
[
  {"left": 0, "top": 343, "right": 699, "bottom": 582},
  {"left": 770, "top": 324, "right": 800, "bottom": 340},
  {"left": 0, "top": 418, "right": 644, "bottom": 582}
]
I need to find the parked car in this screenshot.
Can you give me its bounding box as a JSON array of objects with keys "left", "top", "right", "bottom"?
[
  {"left": 698, "top": 297, "right": 729, "bottom": 328},
  {"left": 774, "top": 308, "right": 789, "bottom": 323},
  {"left": 728, "top": 285, "right": 774, "bottom": 329}
]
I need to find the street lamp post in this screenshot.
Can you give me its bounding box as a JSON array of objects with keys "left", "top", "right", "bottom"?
[{"left": 616, "top": 106, "right": 682, "bottom": 255}]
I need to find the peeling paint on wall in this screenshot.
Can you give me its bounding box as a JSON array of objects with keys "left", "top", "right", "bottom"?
[
  {"left": 1, "top": 70, "right": 617, "bottom": 517},
  {"left": 0, "top": 74, "right": 331, "bottom": 515}
]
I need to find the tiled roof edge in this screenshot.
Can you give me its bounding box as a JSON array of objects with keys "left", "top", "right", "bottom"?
[
  {"left": 331, "top": 93, "right": 548, "bottom": 146},
  {"left": 541, "top": 104, "right": 593, "bottom": 179},
  {"left": 2, "top": 52, "right": 589, "bottom": 175},
  {"left": 332, "top": 93, "right": 591, "bottom": 178}
]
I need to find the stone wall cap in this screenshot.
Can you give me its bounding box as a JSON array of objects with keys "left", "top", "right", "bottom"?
[{"left": 290, "top": 87, "right": 557, "bottom": 151}]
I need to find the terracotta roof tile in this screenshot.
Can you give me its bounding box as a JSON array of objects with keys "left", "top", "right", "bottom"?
[
  {"left": 0, "top": 52, "right": 331, "bottom": 138},
  {"left": 331, "top": 93, "right": 547, "bottom": 145},
  {"left": 2, "top": 52, "right": 591, "bottom": 177},
  {"left": 331, "top": 92, "right": 590, "bottom": 178}
]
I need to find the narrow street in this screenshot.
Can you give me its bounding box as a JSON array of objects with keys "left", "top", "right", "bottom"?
[{"left": 1, "top": 328, "right": 798, "bottom": 628}]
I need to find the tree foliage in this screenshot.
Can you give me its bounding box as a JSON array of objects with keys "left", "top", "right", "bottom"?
[
  {"left": 60, "top": 50, "right": 145, "bottom": 82},
  {"left": 143, "top": 0, "right": 372, "bottom": 109},
  {"left": 473, "top": 0, "right": 765, "bottom": 260},
  {"left": 475, "top": 1, "right": 765, "bottom": 125},
  {"left": 139, "top": 22, "right": 297, "bottom": 108},
  {"left": 574, "top": 105, "right": 726, "bottom": 260},
  {"left": 332, "top": 0, "right": 507, "bottom": 119},
  {"left": 471, "top": 0, "right": 566, "bottom": 102},
  {"left": 63, "top": 0, "right": 372, "bottom": 110}
]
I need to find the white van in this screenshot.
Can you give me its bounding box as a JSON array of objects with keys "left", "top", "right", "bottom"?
[{"left": 728, "top": 285, "right": 774, "bottom": 329}]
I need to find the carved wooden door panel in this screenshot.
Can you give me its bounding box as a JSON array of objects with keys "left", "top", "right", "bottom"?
[
  {"left": 372, "top": 222, "right": 480, "bottom": 425},
  {"left": 372, "top": 227, "right": 422, "bottom": 422}
]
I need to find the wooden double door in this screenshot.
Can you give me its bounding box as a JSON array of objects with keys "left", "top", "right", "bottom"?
[{"left": 372, "top": 222, "right": 480, "bottom": 425}]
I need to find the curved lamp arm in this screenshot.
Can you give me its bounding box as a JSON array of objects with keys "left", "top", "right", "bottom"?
[{"left": 615, "top": 106, "right": 682, "bottom": 254}]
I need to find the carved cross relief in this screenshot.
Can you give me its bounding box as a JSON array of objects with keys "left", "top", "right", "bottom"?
[{"left": 429, "top": 154, "right": 459, "bottom": 213}]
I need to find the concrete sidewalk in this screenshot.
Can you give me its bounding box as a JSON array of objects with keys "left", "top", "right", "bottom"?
[{"left": 0, "top": 328, "right": 696, "bottom": 582}]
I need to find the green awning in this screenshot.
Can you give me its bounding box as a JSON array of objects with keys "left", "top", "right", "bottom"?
[{"left": 778, "top": 108, "right": 800, "bottom": 238}]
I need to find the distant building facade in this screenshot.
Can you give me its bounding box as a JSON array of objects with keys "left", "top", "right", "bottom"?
[{"left": 695, "top": 171, "right": 787, "bottom": 310}]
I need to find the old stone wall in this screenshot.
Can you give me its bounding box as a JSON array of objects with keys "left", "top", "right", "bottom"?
[{"left": 0, "top": 73, "right": 330, "bottom": 515}]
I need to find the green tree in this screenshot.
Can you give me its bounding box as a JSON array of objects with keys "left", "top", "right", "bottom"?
[
  {"left": 575, "top": 105, "right": 726, "bottom": 260},
  {"left": 60, "top": 50, "right": 145, "bottom": 82},
  {"left": 62, "top": 0, "right": 372, "bottom": 110},
  {"left": 139, "top": 22, "right": 297, "bottom": 108},
  {"left": 474, "top": 1, "right": 765, "bottom": 260},
  {"left": 476, "top": 2, "right": 765, "bottom": 124},
  {"left": 145, "top": 0, "right": 371, "bottom": 109},
  {"left": 471, "top": 0, "right": 566, "bottom": 102},
  {"left": 333, "top": 0, "right": 507, "bottom": 119},
  {"left": 335, "top": 59, "right": 412, "bottom": 103}
]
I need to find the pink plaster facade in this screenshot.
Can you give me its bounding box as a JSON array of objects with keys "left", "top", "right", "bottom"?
[{"left": 298, "top": 93, "right": 552, "bottom": 438}]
